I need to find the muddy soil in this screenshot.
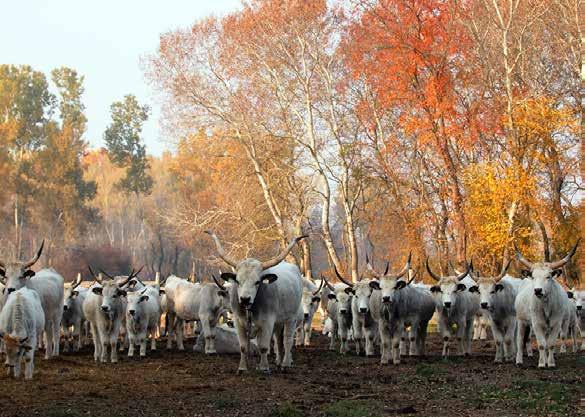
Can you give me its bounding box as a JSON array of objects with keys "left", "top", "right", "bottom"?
[{"left": 0, "top": 333, "right": 582, "bottom": 417}]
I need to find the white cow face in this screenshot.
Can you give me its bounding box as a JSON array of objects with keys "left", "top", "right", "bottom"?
[
  {"left": 353, "top": 281, "right": 375, "bottom": 314},
  {"left": 300, "top": 290, "right": 320, "bottom": 320},
  {"left": 1, "top": 263, "right": 36, "bottom": 299},
  {"left": 522, "top": 264, "right": 562, "bottom": 299},
  {"left": 370, "top": 277, "right": 407, "bottom": 306},
  {"left": 2, "top": 334, "right": 31, "bottom": 375},
  {"left": 63, "top": 287, "right": 80, "bottom": 312},
  {"left": 574, "top": 289, "right": 585, "bottom": 312},
  {"left": 92, "top": 281, "right": 126, "bottom": 315},
  {"left": 468, "top": 278, "right": 504, "bottom": 310},
  {"left": 328, "top": 287, "right": 353, "bottom": 315},
  {"left": 221, "top": 259, "right": 277, "bottom": 308},
  {"left": 126, "top": 290, "right": 149, "bottom": 321},
  {"left": 430, "top": 277, "right": 466, "bottom": 310}
]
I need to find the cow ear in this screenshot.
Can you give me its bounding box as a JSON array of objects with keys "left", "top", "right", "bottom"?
[
  {"left": 159, "top": 289, "right": 166, "bottom": 295},
  {"left": 395, "top": 281, "right": 407, "bottom": 290},
  {"left": 344, "top": 287, "right": 354, "bottom": 295},
  {"left": 327, "top": 293, "right": 337, "bottom": 300},
  {"left": 92, "top": 287, "right": 103, "bottom": 295},
  {"left": 551, "top": 269, "right": 562, "bottom": 278},
  {"left": 369, "top": 281, "right": 381, "bottom": 291},
  {"left": 430, "top": 285, "right": 441, "bottom": 293},
  {"left": 23, "top": 270, "right": 35, "bottom": 279},
  {"left": 468, "top": 285, "right": 479, "bottom": 293},
  {"left": 495, "top": 284, "right": 504, "bottom": 293},
  {"left": 456, "top": 283, "right": 467, "bottom": 292},
  {"left": 521, "top": 270, "right": 532, "bottom": 278},
  {"left": 140, "top": 295, "right": 149, "bottom": 302},
  {"left": 311, "top": 296, "right": 321, "bottom": 303},
  {"left": 262, "top": 274, "right": 278, "bottom": 284},
  {"left": 566, "top": 291, "right": 574, "bottom": 299},
  {"left": 118, "top": 289, "right": 127, "bottom": 297},
  {"left": 218, "top": 290, "right": 228, "bottom": 298},
  {"left": 221, "top": 273, "right": 237, "bottom": 282}
]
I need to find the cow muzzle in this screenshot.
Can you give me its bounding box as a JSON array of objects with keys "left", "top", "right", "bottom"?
[
  {"left": 6, "top": 288, "right": 15, "bottom": 295},
  {"left": 63, "top": 305, "right": 69, "bottom": 311},
  {"left": 129, "top": 309, "right": 136, "bottom": 316},
  {"left": 577, "top": 306, "right": 583, "bottom": 311},
  {"left": 480, "top": 302, "right": 488, "bottom": 310},
  {"left": 359, "top": 307, "right": 368, "bottom": 314},
  {"left": 304, "top": 313, "right": 309, "bottom": 320},
  {"left": 239, "top": 296, "right": 252, "bottom": 309},
  {"left": 534, "top": 288, "right": 543, "bottom": 298},
  {"left": 443, "top": 302, "right": 452, "bottom": 309},
  {"left": 101, "top": 305, "right": 110, "bottom": 312},
  {"left": 382, "top": 296, "right": 391, "bottom": 304}
]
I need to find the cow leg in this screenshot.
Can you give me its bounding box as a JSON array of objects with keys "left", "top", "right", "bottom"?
[
  {"left": 352, "top": 316, "right": 363, "bottom": 356},
  {"left": 73, "top": 321, "right": 82, "bottom": 352},
  {"left": 455, "top": 320, "right": 466, "bottom": 356},
  {"left": 44, "top": 320, "right": 54, "bottom": 359},
  {"left": 439, "top": 318, "right": 450, "bottom": 358},
  {"left": 257, "top": 321, "right": 274, "bottom": 373},
  {"left": 480, "top": 315, "right": 488, "bottom": 340},
  {"left": 200, "top": 317, "right": 216, "bottom": 355},
  {"left": 390, "top": 323, "right": 402, "bottom": 365},
  {"left": 559, "top": 318, "right": 569, "bottom": 353},
  {"left": 235, "top": 320, "right": 250, "bottom": 373},
  {"left": 570, "top": 323, "right": 577, "bottom": 353},
  {"left": 281, "top": 319, "right": 295, "bottom": 368},
  {"left": 304, "top": 320, "right": 312, "bottom": 346},
  {"left": 503, "top": 320, "right": 516, "bottom": 362},
  {"left": 13, "top": 351, "right": 22, "bottom": 378},
  {"left": 166, "top": 313, "right": 174, "bottom": 349},
  {"left": 492, "top": 325, "right": 504, "bottom": 363},
  {"left": 365, "top": 323, "right": 376, "bottom": 357},
  {"left": 515, "top": 320, "right": 526, "bottom": 365},
  {"left": 546, "top": 322, "right": 562, "bottom": 368},
  {"left": 295, "top": 325, "right": 303, "bottom": 347},
  {"left": 532, "top": 323, "right": 547, "bottom": 368},
  {"left": 52, "top": 314, "right": 61, "bottom": 357},
  {"left": 273, "top": 324, "right": 284, "bottom": 366},
  {"left": 399, "top": 326, "right": 407, "bottom": 356},
  {"left": 150, "top": 327, "right": 157, "bottom": 351},
  {"left": 465, "top": 318, "right": 474, "bottom": 355},
  {"left": 90, "top": 322, "right": 101, "bottom": 361},
  {"left": 379, "top": 323, "right": 390, "bottom": 364},
  {"left": 24, "top": 349, "right": 34, "bottom": 380},
  {"left": 580, "top": 324, "right": 585, "bottom": 351},
  {"left": 329, "top": 321, "right": 337, "bottom": 351},
  {"left": 419, "top": 321, "right": 429, "bottom": 356},
  {"left": 140, "top": 331, "right": 147, "bottom": 357},
  {"left": 128, "top": 333, "right": 135, "bottom": 357},
  {"left": 62, "top": 324, "right": 71, "bottom": 353},
  {"left": 408, "top": 322, "right": 418, "bottom": 356},
  {"left": 176, "top": 318, "right": 185, "bottom": 351}
]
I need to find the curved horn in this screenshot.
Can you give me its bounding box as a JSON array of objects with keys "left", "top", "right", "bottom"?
[
  {"left": 549, "top": 239, "right": 581, "bottom": 270},
  {"left": 426, "top": 259, "right": 441, "bottom": 282},
  {"left": 321, "top": 276, "right": 335, "bottom": 291},
  {"left": 407, "top": 269, "right": 419, "bottom": 285},
  {"left": 24, "top": 240, "right": 44, "bottom": 269},
  {"left": 99, "top": 269, "right": 115, "bottom": 280},
  {"left": 88, "top": 266, "right": 102, "bottom": 284},
  {"left": 393, "top": 252, "right": 412, "bottom": 279},
  {"left": 72, "top": 272, "right": 83, "bottom": 289},
  {"left": 261, "top": 235, "right": 308, "bottom": 270},
  {"left": 455, "top": 262, "right": 471, "bottom": 281},
  {"left": 140, "top": 287, "right": 148, "bottom": 295},
  {"left": 495, "top": 259, "right": 512, "bottom": 282},
  {"left": 205, "top": 231, "right": 238, "bottom": 268},
  {"left": 383, "top": 261, "right": 389, "bottom": 276},
  {"left": 312, "top": 278, "right": 325, "bottom": 296},
  {"left": 212, "top": 274, "right": 226, "bottom": 291},
  {"left": 159, "top": 274, "right": 168, "bottom": 287},
  {"left": 332, "top": 264, "right": 353, "bottom": 287},
  {"left": 514, "top": 243, "right": 534, "bottom": 270},
  {"left": 117, "top": 266, "right": 143, "bottom": 288},
  {"left": 155, "top": 272, "right": 160, "bottom": 285}
]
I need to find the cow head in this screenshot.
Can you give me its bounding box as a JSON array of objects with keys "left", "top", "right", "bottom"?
[
  {"left": 368, "top": 253, "right": 412, "bottom": 306},
  {"left": 91, "top": 268, "right": 141, "bottom": 316},
  {"left": 300, "top": 279, "right": 324, "bottom": 321},
  {"left": 427, "top": 260, "right": 470, "bottom": 310},
  {"left": 2, "top": 333, "right": 31, "bottom": 375},
  {"left": 468, "top": 260, "right": 511, "bottom": 310},
  {"left": 515, "top": 240, "right": 579, "bottom": 299},
  {"left": 64, "top": 273, "right": 84, "bottom": 312},
  {"left": 0, "top": 241, "right": 44, "bottom": 298},
  {"left": 126, "top": 288, "right": 150, "bottom": 320},
  {"left": 206, "top": 231, "right": 306, "bottom": 309}
]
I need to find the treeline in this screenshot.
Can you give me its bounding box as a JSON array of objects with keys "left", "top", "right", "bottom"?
[{"left": 1, "top": 0, "right": 583, "bottom": 283}]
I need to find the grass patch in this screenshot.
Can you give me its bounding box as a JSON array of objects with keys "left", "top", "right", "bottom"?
[
  {"left": 415, "top": 363, "right": 446, "bottom": 378},
  {"left": 477, "top": 379, "right": 571, "bottom": 415},
  {"left": 272, "top": 402, "right": 303, "bottom": 417},
  {"left": 323, "top": 399, "right": 380, "bottom": 417}
]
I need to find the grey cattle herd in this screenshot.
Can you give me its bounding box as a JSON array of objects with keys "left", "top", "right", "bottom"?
[{"left": 0, "top": 234, "right": 583, "bottom": 380}]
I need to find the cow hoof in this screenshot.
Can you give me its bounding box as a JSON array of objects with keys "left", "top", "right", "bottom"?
[{"left": 237, "top": 368, "right": 247, "bottom": 375}]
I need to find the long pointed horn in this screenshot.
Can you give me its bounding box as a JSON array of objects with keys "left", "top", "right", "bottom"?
[
  {"left": 393, "top": 252, "right": 412, "bottom": 279},
  {"left": 155, "top": 272, "right": 160, "bottom": 285},
  {"left": 549, "top": 239, "right": 581, "bottom": 270},
  {"left": 261, "top": 235, "right": 308, "bottom": 270},
  {"left": 99, "top": 269, "right": 115, "bottom": 280},
  {"left": 514, "top": 243, "right": 534, "bottom": 269},
  {"left": 456, "top": 262, "right": 471, "bottom": 281},
  {"left": 212, "top": 274, "right": 226, "bottom": 291},
  {"left": 321, "top": 276, "right": 334, "bottom": 291},
  {"left": 72, "top": 272, "right": 82, "bottom": 289},
  {"left": 24, "top": 240, "right": 44, "bottom": 269},
  {"left": 407, "top": 269, "right": 419, "bottom": 285},
  {"left": 383, "top": 261, "right": 389, "bottom": 276},
  {"left": 332, "top": 264, "right": 353, "bottom": 287},
  {"left": 495, "top": 259, "right": 512, "bottom": 282},
  {"left": 426, "top": 259, "right": 441, "bottom": 282},
  {"left": 312, "top": 278, "right": 325, "bottom": 296},
  {"left": 448, "top": 260, "right": 463, "bottom": 275},
  {"left": 205, "top": 231, "right": 238, "bottom": 268},
  {"left": 88, "top": 266, "right": 102, "bottom": 284}
]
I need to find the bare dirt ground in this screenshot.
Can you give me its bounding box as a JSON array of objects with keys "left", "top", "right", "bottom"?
[{"left": 0, "top": 333, "right": 582, "bottom": 417}]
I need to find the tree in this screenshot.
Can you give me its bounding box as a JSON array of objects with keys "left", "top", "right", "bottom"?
[{"left": 104, "top": 94, "right": 153, "bottom": 196}]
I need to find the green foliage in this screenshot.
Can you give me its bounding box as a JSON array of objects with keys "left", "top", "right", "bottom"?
[{"left": 104, "top": 94, "right": 152, "bottom": 195}]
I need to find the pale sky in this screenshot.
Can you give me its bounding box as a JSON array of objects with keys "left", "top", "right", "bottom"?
[{"left": 1, "top": 0, "right": 241, "bottom": 155}]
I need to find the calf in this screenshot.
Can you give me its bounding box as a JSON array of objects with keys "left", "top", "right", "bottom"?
[
  {"left": 83, "top": 269, "right": 139, "bottom": 363},
  {"left": 468, "top": 261, "right": 518, "bottom": 362},
  {"left": 295, "top": 278, "right": 324, "bottom": 347},
  {"left": 0, "top": 288, "right": 45, "bottom": 379},
  {"left": 0, "top": 242, "right": 64, "bottom": 359},
  {"left": 126, "top": 286, "right": 161, "bottom": 357},
  {"left": 427, "top": 261, "right": 479, "bottom": 358},
  {"left": 514, "top": 240, "right": 579, "bottom": 368},
  {"left": 62, "top": 273, "right": 89, "bottom": 352}
]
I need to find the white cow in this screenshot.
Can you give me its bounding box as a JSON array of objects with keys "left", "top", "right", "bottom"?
[
  {"left": 324, "top": 279, "right": 354, "bottom": 354},
  {"left": 83, "top": 269, "right": 139, "bottom": 363},
  {"left": 206, "top": 231, "right": 304, "bottom": 373},
  {"left": 560, "top": 289, "right": 578, "bottom": 354},
  {"left": 0, "top": 288, "right": 45, "bottom": 379},
  {"left": 427, "top": 261, "right": 479, "bottom": 358},
  {"left": 0, "top": 242, "right": 64, "bottom": 359},
  {"left": 514, "top": 241, "right": 579, "bottom": 368},
  {"left": 125, "top": 286, "right": 161, "bottom": 357},
  {"left": 468, "top": 261, "right": 519, "bottom": 362},
  {"left": 295, "top": 277, "right": 324, "bottom": 347},
  {"left": 573, "top": 288, "right": 585, "bottom": 350},
  {"left": 62, "top": 273, "right": 89, "bottom": 352}
]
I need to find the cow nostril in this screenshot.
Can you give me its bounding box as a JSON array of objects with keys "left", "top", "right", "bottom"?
[
  {"left": 359, "top": 308, "right": 367, "bottom": 313},
  {"left": 240, "top": 296, "right": 251, "bottom": 305},
  {"left": 444, "top": 302, "right": 451, "bottom": 308},
  {"left": 481, "top": 302, "right": 488, "bottom": 309},
  {"left": 63, "top": 306, "right": 68, "bottom": 311},
  {"left": 304, "top": 313, "right": 309, "bottom": 319},
  {"left": 101, "top": 306, "right": 108, "bottom": 311},
  {"left": 577, "top": 306, "right": 582, "bottom": 310},
  {"left": 129, "top": 310, "right": 135, "bottom": 315},
  {"left": 534, "top": 288, "right": 543, "bottom": 296},
  {"left": 382, "top": 296, "right": 391, "bottom": 303}
]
